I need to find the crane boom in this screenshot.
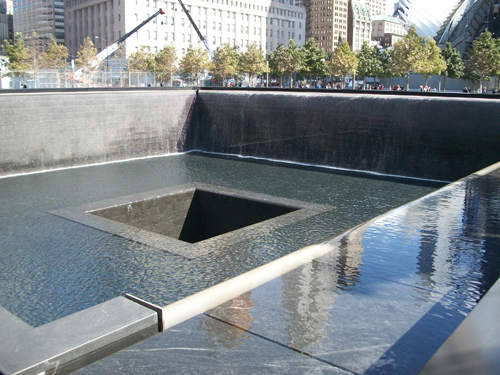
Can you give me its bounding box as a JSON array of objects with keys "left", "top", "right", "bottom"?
[
  {"left": 95, "top": 9, "right": 165, "bottom": 64},
  {"left": 177, "top": 0, "right": 215, "bottom": 60}
]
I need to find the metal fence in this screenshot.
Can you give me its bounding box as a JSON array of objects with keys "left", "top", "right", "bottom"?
[{"left": 0, "top": 70, "right": 204, "bottom": 89}]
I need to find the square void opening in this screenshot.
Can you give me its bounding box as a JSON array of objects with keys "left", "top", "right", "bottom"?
[{"left": 90, "top": 189, "right": 298, "bottom": 244}]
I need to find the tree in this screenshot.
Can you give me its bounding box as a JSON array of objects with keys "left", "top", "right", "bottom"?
[
  {"left": 328, "top": 41, "right": 358, "bottom": 89},
  {"left": 415, "top": 38, "right": 446, "bottom": 88},
  {"left": 23, "top": 32, "right": 46, "bottom": 87},
  {"left": 356, "top": 42, "right": 382, "bottom": 89},
  {"left": 268, "top": 44, "right": 287, "bottom": 87},
  {"left": 301, "top": 38, "right": 327, "bottom": 81},
  {"left": 441, "top": 42, "right": 464, "bottom": 92},
  {"left": 154, "top": 43, "right": 178, "bottom": 85},
  {"left": 465, "top": 31, "right": 500, "bottom": 92},
  {"left": 376, "top": 47, "right": 397, "bottom": 89},
  {"left": 239, "top": 41, "right": 266, "bottom": 87},
  {"left": 2, "top": 33, "right": 30, "bottom": 78},
  {"left": 282, "top": 40, "right": 305, "bottom": 87},
  {"left": 391, "top": 25, "right": 426, "bottom": 90},
  {"left": 180, "top": 44, "right": 210, "bottom": 85},
  {"left": 42, "top": 38, "right": 68, "bottom": 70},
  {"left": 127, "top": 46, "right": 154, "bottom": 72},
  {"left": 75, "top": 37, "right": 100, "bottom": 83},
  {"left": 211, "top": 43, "right": 239, "bottom": 86}
]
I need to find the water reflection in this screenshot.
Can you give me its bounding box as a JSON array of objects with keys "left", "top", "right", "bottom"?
[{"left": 202, "top": 292, "right": 254, "bottom": 349}]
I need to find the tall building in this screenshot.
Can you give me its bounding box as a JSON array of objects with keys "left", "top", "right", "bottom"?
[
  {"left": 64, "top": 0, "right": 306, "bottom": 60},
  {"left": 371, "top": 14, "right": 406, "bottom": 47},
  {"left": 0, "top": 1, "right": 14, "bottom": 53},
  {"left": 13, "top": 0, "right": 64, "bottom": 46},
  {"left": 392, "top": 0, "right": 459, "bottom": 38},
  {"left": 348, "top": 0, "right": 371, "bottom": 51},
  {"left": 436, "top": 0, "right": 492, "bottom": 58},
  {"left": 364, "top": 0, "right": 385, "bottom": 16},
  {"left": 305, "top": 0, "right": 349, "bottom": 53}
]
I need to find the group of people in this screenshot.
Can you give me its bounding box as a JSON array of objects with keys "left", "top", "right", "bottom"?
[{"left": 419, "top": 85, "right": 438, "bottom": 92}]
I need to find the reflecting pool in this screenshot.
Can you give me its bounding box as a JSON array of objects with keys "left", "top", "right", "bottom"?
[{"left": 0, "top": 154, "right": 439, "bottom": 327}]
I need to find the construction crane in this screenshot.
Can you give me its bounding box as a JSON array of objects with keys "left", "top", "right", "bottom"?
[
  {"left": 95, "top": 8, "right": 165, "bottom": 65},
  {"left": 177, "top": 0, "right": 215, "bottom": 60}
]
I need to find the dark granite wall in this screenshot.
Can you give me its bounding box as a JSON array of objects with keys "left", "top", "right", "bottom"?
[
  {"left": 0, "top": 90, "right": 196, "bottom": 176},
  {"left": 187, "top": 91, "right": 500, "bottom": 181}
]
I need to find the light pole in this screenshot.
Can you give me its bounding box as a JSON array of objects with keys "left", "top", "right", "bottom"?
[{"left": 94, "top": 36, "right": 108, "bottom": 86}]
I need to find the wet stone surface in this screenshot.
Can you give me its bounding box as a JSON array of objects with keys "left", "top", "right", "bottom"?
[
  {"left": 76, "top": 165, "right": 500, "bottom": 375},
  {"left": 0, "top": 154, "right": 438, "bottom": 327}
]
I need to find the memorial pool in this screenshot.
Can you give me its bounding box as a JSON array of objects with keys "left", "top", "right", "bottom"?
[{"left": 0, "top": 153, "right": 438, "bottom": 328}]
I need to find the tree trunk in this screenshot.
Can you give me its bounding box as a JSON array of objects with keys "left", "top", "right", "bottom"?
[
  {"left": 443, "top": 75, "right": 446, "bottom": 92},
  {"left": 406, "top": 72, "right": 410, "bottom": 91},
  {"left": 280, "top": 74, "right": 283, "bottom": 88},
  {"left": 425, "top": 75, "right": 429, "bottom": 87},
  {"left": 389, "top": 76, "right": 392, "bottom": 90}
]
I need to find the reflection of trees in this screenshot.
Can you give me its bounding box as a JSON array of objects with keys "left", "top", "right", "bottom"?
[
  {"left": 201, "top": 292, "right": 253, "bottom": 350},
  {"left": 280, "top": 226, "right": 364, "bottom": 351}
]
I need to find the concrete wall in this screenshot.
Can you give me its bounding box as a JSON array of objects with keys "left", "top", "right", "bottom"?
[
  {"left": 0, "top": 89, "right": 196, "bottom": 176},
  {"left": 188, "top": 90, "right": 500, "bottom": 182}
]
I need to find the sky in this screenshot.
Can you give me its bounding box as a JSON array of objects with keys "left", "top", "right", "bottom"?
[{"left": 385, "top": 0, "right": 397, "bottom": 15}]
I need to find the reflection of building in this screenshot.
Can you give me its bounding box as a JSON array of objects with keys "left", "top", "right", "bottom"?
[
  {"left": 436, "top": 0, "right": 493, "bottom": 58},
  {"left": 371, "top": 14, "right": 406, "bottom": 47},
  {"left": 348, "top": 0, "right": 372, "bottom": 51},
  {"left": 201, "top": 292, "right": 254, "bottom": 349},
  {"left": 64, "top": 0, "right": 306, "bottom": 59},
  {"left": 393, "top": 0, "right": 459, "bottom": 37},
  {"left": 280, "top": 229, "right": 364, "bottom": 350},
  {"left": 13, "top": 0, "right": 65, "bottom": 46}
]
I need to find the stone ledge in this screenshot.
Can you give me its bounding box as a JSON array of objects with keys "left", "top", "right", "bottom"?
[{"left": 0, "top": 297, "right": 158, "bottom": 375}]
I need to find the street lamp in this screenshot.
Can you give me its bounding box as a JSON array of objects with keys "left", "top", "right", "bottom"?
[{"left": 94, "top": 36, "right": 108, "bottom": 86}]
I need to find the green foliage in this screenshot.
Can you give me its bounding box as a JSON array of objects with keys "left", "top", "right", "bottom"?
[
  {"left": 180, "top": 44, "right": 210, "bottom": 85},
  {"left": 465, "top": 31, "right": 500, "bottom": 90},
  {"left": 75, "top": 37, "right": 99, "bottom": 75},
  {"left": 154, "top": 43, "right": 178, "bottom": 83},
  {"left": 391, "top": 25, "right": 426, "bottom": 90},
  {"left": 239, "top": 42, "right": 266, "bottom": 86},
  {"left": 356, "top": 42, "right": 382, "bottom": 89},
  {"left": 212, "top": 43, "right": 239, "bottom": 86},
  {"left": 42, "top": 38, "right": 69, "bottom": 70},
  {"left": 441, "top": 42, "right": 464, "bottom": 91},
  {"left": 415, "top": 38, "right": 446, "bottom": 86},
  {"left": 268, "top": 40, "right": 305, "bottom": 87},
  {"left": 127, "top": 46, "right": 154, "bottom": 72},
  {"left": 327, "top": 41, "right": 358, "bottom": 88},
  {"left": 301, "top": 38, "right": 327, "bottom": 77},
  {"left": 2, "top": 33, "right": 30, "bottom": 75}
]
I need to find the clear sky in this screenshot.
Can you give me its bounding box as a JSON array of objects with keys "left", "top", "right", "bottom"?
[{"left": 386, "top": 0, "right": 397, "bottom": 15}]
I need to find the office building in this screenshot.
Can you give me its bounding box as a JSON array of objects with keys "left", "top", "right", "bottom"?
[
  {"left": 0, "top": 1, "right": 13, "bottom": 52},
  {"left": 64, "top": 0, "right": 306, "bottom": 59},
  {"left": 371, "top": 14, "right": 405, "bottom": 47},
  {"left": 392, "top": 0, "right": 459, "bottom": 37},
  {"left": 348, "top": 0, "right": 371, "bottom": 51},
  {"left": 305, "top": 0, "right": 349, "bottom": 53},
  {"left": 13, "top": 0, "right": 64, "bottom": 47},
  {"left": 436, "top": 0, "right": 493, "bottom": 58}
]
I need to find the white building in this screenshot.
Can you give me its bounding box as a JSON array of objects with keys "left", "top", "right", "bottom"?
[
  {"left": 392, "top": 0, "right": 459, "bottom": 38},
  {"left": 364, "top": 0, "right": 385, "bottom": 16},
  {"left": 64, "top": 0, "right": 306, "bottom": 59},
  {"left": 348, "top": 0, "right": 371, "bottom": 51},
  {"left": 371, "top": 14, "right": 406, "bottom": 46}
]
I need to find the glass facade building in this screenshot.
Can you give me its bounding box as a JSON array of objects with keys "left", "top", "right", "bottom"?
[{"left": 13, "top": 0, "right": 64, "bottom": 46}]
